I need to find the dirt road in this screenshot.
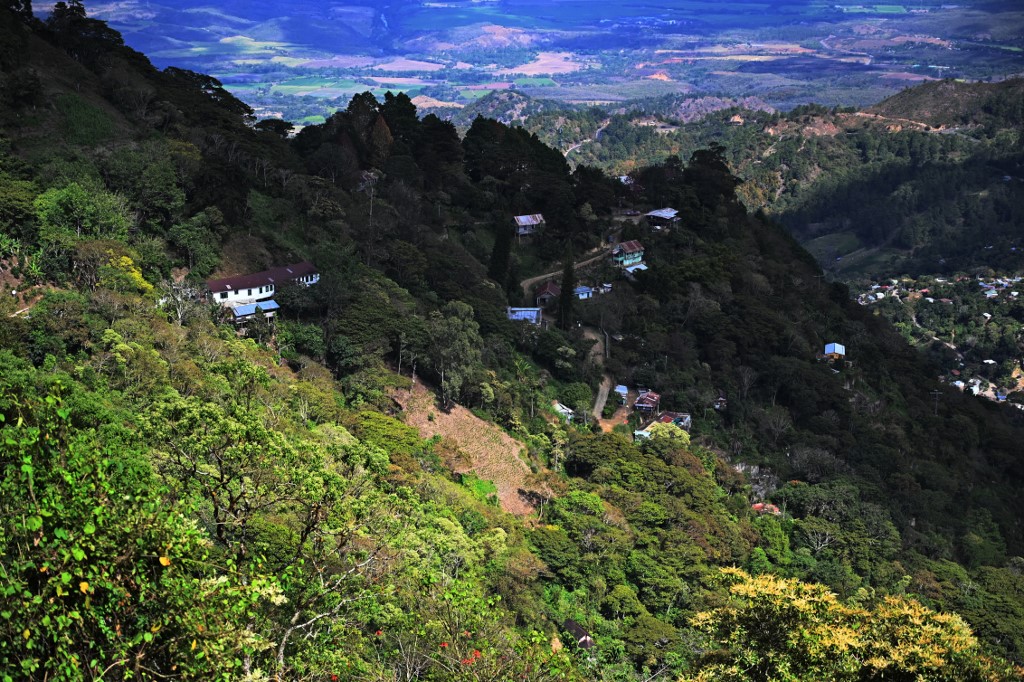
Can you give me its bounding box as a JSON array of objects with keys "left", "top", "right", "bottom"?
[{"left": 519, "top": 245, "right": 614, "bottom": 297}]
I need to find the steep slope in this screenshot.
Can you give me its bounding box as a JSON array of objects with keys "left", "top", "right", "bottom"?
[
  {"left": 3, "top": 5, "right": 1024, "bottom": 678},
  {"left": 398, "top": 380, "right": 543, "bottom": 517}
]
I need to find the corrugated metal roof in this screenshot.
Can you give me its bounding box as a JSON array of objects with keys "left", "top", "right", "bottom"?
[
  {"left": 616, "top": 240, "right": 644, "bottom": 254},
  {"left": 645, "top": 208, "right": 678, "bottom": 220},
  {"left": 207, "top": 261, "right": 318, "bottom": 294},
  {"left": 230, "top": 300, "right": 280, "bottom": 318},
  {"left": 536, "top": 281, "right": 561, "bottom": 297},
  {"left": 506, "top": 307, "right": 542, "bottom": 324},
  {"left": 514, "top": 214, "right": 545, "bottom": 227}
]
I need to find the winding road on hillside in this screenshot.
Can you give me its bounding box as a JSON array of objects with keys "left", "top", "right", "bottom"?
[
  {"left": 564, "top": 119, "right": 611, "bottom": 157},
  {"left": 518, "top": 244, "right": 614, "bottom": 297},
  {"left": 582, "top": 326, "right": 613, "bottom": 422}
]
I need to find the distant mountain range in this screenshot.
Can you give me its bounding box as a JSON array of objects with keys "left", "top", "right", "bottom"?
[{"left": 86, "top": 0, "right": 1024, "bottom": 123}]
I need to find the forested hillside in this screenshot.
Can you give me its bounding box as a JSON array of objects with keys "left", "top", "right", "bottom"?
[
  {"left": 502, "top": 81, "right": 1024, "bottom": 277},
  {"left": 2, "top": 3, "right": 1024, "bottom": 680}
]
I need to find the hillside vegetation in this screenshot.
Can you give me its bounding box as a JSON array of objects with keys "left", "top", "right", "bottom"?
[{"left": 2, "top": 4, "right": 1024, "bottom": 680}]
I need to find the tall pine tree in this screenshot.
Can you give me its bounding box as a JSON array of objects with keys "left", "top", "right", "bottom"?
[
  {"left": 558, "top": 248, "right": 575, "bottom": 330},
  {"left": 488, "top": 220, "right": 513, "bottom": 287}
]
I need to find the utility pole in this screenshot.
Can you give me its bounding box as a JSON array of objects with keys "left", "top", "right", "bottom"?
[{"left": 930, "top": 389, "right": 941, "bottom": 416}]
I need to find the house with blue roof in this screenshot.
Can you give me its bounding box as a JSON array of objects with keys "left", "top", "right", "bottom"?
[
  {"left": 506, "top": 307, "right": 543, "bottom": 325},
  {"left": 574, "top": 285, "right": 594, "bottom": 300},
  {"left": 230, "top": 300, "right": 280, "bottom": 324}
]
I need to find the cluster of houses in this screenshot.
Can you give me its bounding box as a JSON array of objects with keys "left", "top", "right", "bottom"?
[
  {"left": 205, "top": 261, "right": 319, "bottom": 324},
  {"left": 505, "top": 206, "right": 670, "bottom": 326},
  {"left": 856, "top": 275, "right": 1022, "bottom": 307}
]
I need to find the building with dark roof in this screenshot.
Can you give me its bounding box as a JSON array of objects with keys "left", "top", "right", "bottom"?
[
  {"left": 611, "top": 241, "right": 645, "bottom": 268},
  {"left": 206, "top": 261, "right": 319, "bottom": 307}
]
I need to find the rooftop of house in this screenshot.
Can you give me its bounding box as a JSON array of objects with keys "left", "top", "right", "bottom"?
[
  {"left": 207, "top": 261, "right": 318, "bottom": 294},
  {"left": 536, "top": 281, "right": 561, "bottom": 297},
  {"left": 514, "top": 214, "right": 545, "bottom": 227},
  {"left": 645, "top": 208, "right": 678, "bottom": 220},
  {"left": 635, "top": 391, "right": 661, "bottom": 408},
  {"left": 614, "top": 240, "right": 644, "bottom": 255},
  {"left": 230, "top": 300, "right": 280, "bottom": 318},
  {"left": 507, "top": 307, "right": 543, "bottom": 324}
]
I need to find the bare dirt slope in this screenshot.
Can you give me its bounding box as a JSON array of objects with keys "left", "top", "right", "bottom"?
[{"left": 397, "top": 381, "right": 543, "bottom": 517}]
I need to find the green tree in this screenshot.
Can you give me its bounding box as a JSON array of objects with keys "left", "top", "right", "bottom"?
[
  {"left": 33, "top": 182, "right": 132, "bottom": 256},
  {"left": 488, "top": 219, "right": 513, "bottom": 286},
  {"left": 683, "top": 568, "right": 1021, "bottom": 682},
  {"left": 0, "top": 389, "right": 283, "bottom": 680},
  {"left": 426, "top": 301, "right": 483, "bottom": 408}
]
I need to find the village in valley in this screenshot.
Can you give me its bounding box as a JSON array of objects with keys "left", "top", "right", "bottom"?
[{"left": 852, "top": 273, "right": 1024, "bottom": 406}]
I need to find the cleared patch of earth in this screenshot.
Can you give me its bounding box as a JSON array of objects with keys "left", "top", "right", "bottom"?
[
  {"left": 496, "top": 51, "right": 590, "bottom": 76},
  {"left": 397, "top": 381, "right": 547, "bottom": 517}
]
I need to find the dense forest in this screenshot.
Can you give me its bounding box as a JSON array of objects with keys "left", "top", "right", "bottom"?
[
  {"left": 2, "top": 3, "right": 1024, "bottom": 680},
  {"left": 490, "top": 82, "right": 1024, "bottom": 277}
]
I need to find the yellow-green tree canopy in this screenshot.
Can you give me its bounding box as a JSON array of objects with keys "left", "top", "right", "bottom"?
[{"left": 682, "top": 567, "right": 1022, "bottom": 682}]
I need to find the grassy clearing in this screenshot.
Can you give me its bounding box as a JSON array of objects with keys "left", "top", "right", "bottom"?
[
  {"left": 56, "top": 94, "right": 116, "bottom": 146},
  {"left": 803, "top": 231, "right": 862, "bottom": 261},
  {"left": 514, "top": 77, "right": 557, "bottom": 86},
  {"left": 459, "top": 473, "right": 499, "bottom": 505}
]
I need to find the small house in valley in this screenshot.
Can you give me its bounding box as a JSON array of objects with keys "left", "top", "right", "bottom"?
[
  {"left": 514, "top": 214, "right": 545, "bottom": 238},
  {"left": 507, "top": 307, "right": 543, "bottom": 325},
  {"left": 611, "top": 240, "right": 645, "bottom": 268},
  {"left": 574, "top": 285, "right": 594, "bottom": 300},
  {"left": 553, "top": 402, "right": 575, "bottom": 422},
  {"left": 634, "top": 390, "right": 661, "bottom": 413},
  {"left": 614, "top": 385, "right": 629, "bottom": 404},
  {"left": 229, "top": 300, "right": 280, "bottom": 324},
  {"left": 634, "top": 411, "right": 692, "bottom": 441},
  {"left": 645, "top": 208, "right": 679, "bottom": 230},
  {"left": 535, "top": 281, "right": 561, "bottom": 307},
  {"left": 824, "top": 342, "right": 846, "bottom": 360}
]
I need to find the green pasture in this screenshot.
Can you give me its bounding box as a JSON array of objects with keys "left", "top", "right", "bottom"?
[
  {"left": 802, "top": 231, "right": 862, "bottom": 262},
  {"left": 515, "top": 77, "right": 557, "bottom": 87}
]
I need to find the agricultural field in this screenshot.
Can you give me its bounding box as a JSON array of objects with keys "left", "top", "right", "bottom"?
[{"left": 88, "top": 0, "right": 1024, "bottom": 123}]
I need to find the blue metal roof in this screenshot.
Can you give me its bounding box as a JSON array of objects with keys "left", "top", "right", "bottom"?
[
  {"left": 231, "top": 300, "right": 280, "bottom": 318},
  {"left": 506, "top": 307, "right": 542, "bottom": 324}
]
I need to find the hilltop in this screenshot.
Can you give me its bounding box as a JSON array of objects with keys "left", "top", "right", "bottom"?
[{"left": 870, "top": 77, "right": 1024, "bottom": 128}]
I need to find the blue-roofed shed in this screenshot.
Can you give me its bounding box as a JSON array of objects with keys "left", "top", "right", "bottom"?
[
  {"left": 231, "top": 300, "right": 280, "bottom": 323},
  {"left": 824, "top": 342, "right": 846, "bottom": 358},
  {"left": 507, "top": 307, "right": 543, "bottom": 325}
]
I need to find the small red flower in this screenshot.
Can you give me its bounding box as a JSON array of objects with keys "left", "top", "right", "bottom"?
[
  {"left": 375, "top": 630, "right": 383, "bottom": 636},
  {"left": 330, "top": 675, "right": 338, "bottom": 681},
  {"left": 461, "top": 658, "right": 472, "bottom": 665},
  {"left": 440, "top": 642, "right": 448, "bottom": 648},
  {"left": 473, "top": 650, "right": 481, "bottom": 659}
]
